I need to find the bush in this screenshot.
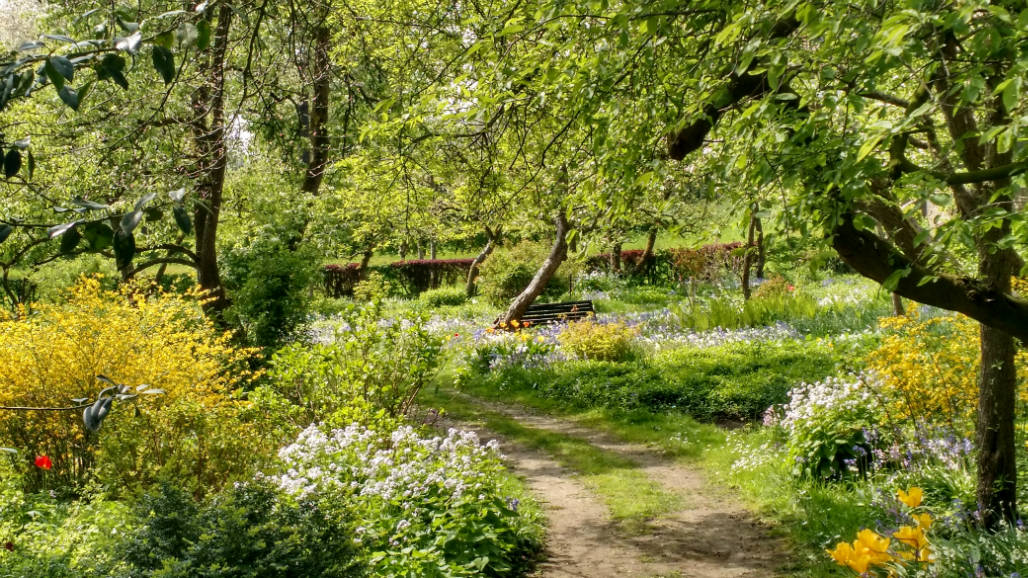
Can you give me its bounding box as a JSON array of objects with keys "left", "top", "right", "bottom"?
[
  {"left": 273, "top": 424, "right": 543, "bottom": 576},
  {"left": 268, "top": 300, "right": 442, "bottom": 423},
  {"left": 557, "top": 319, "right": 638, "bottom": 361},
  {"left": 419, "top": 285, "right": 468, "bottom": 307},
  {"left": 868, "top": 313, "right": 1028, "bottom": 428},
  {"left": 773, "top": 372, "right": 887, "bottom": 480},
  {"left": 221, "top": 237, "right": 320, "bottom": 349},
  {"left": 121, "top": 481, "right": 364, "bottom": 578},
  {"left": 479, "top": 241, "right": 569, "bottom": 307},
  {"left": 0, "top": 277, "right": 267, "bottom": 493}
]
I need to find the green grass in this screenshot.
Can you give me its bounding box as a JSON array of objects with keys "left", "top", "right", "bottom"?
[{"left": 421, "top": 387, "right": 682, "bottom": 531}]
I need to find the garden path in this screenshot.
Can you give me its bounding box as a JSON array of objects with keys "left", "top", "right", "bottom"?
[{"left": 436, "top": 394, "right": 786, "bottom": 578}]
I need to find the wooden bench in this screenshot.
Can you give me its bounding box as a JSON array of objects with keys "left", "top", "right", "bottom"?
[{"left": 519, "top": 300, "right": 594, "bottom": 325}]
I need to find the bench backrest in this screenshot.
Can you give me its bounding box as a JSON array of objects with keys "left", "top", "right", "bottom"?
[{"left": 519, "top": 300, "right": 594, "bottom": 325}]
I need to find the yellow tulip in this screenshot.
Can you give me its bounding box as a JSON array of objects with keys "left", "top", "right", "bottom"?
[
  {"left": 855, "top": 528, "right": 892, "bottom": 565},
  {"left": 893, "top": 525, "right": 928, "bottom": 551},
  {"left": 910, "top": 512, "right": 933, "bottom": 530},
  {"left": 897, "top": 487, "right": 923, "bottom": 508}
]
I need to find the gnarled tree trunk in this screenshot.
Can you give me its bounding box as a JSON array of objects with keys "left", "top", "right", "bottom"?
[{"left": 499, "top": 212, "right": 569, "bottom": 324}]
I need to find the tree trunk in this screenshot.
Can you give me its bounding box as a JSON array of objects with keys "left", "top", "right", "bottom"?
[
  {"left": 975, "top": 214, "right": 1019, "bottom": 526},
  {"left": 754, "top": 215, "right": 765, "bottom": 278},
  {"left": 190, "top": 3, "right": 233, "bottom": 313},
  {"left": 891, "top": 293, "right": 905, "bottom": 316},
  {"left": 358, "top": 248, "right": 374, "bottom": 280},
  {"left": 466, "top": 230, "right": 497, "bottom": 298},
  {"left": 430, "top": 240, "right": 437, "bottom": 259},
  {"left": 610, "top": 241, "right": 622, "bottom": 273},
  {"left": 638, "top": 228, "right": 658, "bottom": 272},
  {"left": 500, "top": 212, "right": 569, "bottom": 324},
  {"left": 301, "top": 25, "right": 331, "bottom": 195},
  {"left": 742, "top": 206, "right": 757, "bottom": 300},
  {"left": 399, "top": 241, "right": 408, "bottom": 260}
]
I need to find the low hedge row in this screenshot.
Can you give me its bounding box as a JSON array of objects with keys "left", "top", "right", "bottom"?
[{"left": 324, "top": 258, "right": 474, "bottom": 297}]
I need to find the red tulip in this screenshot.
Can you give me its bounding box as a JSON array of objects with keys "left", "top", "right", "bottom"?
[{"left": 34, "top": 455, "right": 52, "bottom": 470}]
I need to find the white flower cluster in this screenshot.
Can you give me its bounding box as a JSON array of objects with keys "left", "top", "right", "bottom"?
[
  {"left": 638, "top": 321, "right": 800, "bottom": 350},
  {"left": 777, "top": 372, "right": 883, "bottom": 433},
  {"left": 274, "top": 424, "right": 503, "bottom": 507}
]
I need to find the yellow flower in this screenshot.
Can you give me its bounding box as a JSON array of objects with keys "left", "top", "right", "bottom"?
[
  {"left": 910, "top": 512, "right": 933, "bottom": 530},
  {"left": 854, "top": 528, "right": 892, "bottom": 565},
  {"left": 893, "top": 525, "right": 928, "bottom": 551},
  {"left": 510, "top": 319, "right": 520, "bottom": 328},
  {"left": 897, "top": 487, "right": 923, "bottom": 508}
]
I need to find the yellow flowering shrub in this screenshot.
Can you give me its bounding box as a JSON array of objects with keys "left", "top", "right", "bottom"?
[
  {"left": 0, "top": 277, "right": 268, "bottom": 493},
  {"left": 557, "top": 318, "right": 638, "bottom": 361},
  {"left": 867, "top": 313, "right": 1028, "bottom": 427}
]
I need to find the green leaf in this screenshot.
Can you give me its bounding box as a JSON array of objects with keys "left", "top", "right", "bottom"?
[
  {"left": 0, "top": 224, "right": 13, "bottom": 245},
  {"left": 121, "top": 210, "right": 143, "bottom": 233},
  {"left": 114, "top": 229, "right": 135, "bottom": 270},
  {"left": 3, "top": 149, "right": 21, "bottom": 178},
  {"left": 49, "top": 55, "right": 74, "bottom": 82},
  {"left": 151, "top": 46, "right": 175, "bottom": 84},
  {"left": 82, "top": 222, "right": 114, "bottom": 250},
  {"left": 58, "top": 85, "right": 79, "bottom": 110},
  {"left": 882, "top": 268, "right": 909, "bottom": 291},
  {"left": 48, "top": 222, "right": 78, "bottom": 239},
  {"left": 134, "top": 192, "right": 158, "bottom": 211},
  {"left": 999, "top": 77, "right": 1021, "bottom": 113},
  {"left": 59, "top": 225, "right": 81, "bottom": 253},
  {"left": 173, "top": 206, "right": 192, "bottom": 235},
  {"left": 43, "top": 59, "right": 64, "bottom": 90},
  {"left": 96, "top": 54, "right": 128, "bottom": 90},
  {"left": 154, "top": 30, "right": 175, "bottom": 50},
  {"left": 856, "top": 135, "right": 882, "bottom": 162}
]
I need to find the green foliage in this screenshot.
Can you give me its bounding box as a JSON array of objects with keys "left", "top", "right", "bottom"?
[
  {"left": 275, "top": 423, "right": 543, "bottom": 576},
  {"left": 268, "top": 301, "right": 442, "bottom": 422},
  {"left": 352, "top": 271, "right": 398, "bottom": 302},
  {"left": 468, "top": 339, "right": 838, "bottom": 421},
  {"left": 18, "top": 254, "right": 118, "bottom": 302},
  {"left": 419, "top": 285, "right": 468, "bottom": 307},
  {"left": 120, "top": 480, "right": 363, "bottom": 578},
  {"left": 771, "top": 373, "right": 886, "bottom": 480},
  {"left": 557, "top": 319, "right": 638, "bottom": 361},
  {"left": 221, "top": 237, "right": 320, "bottom": 349},
  {"left": 479, "top": 241, "right": 568, "bottom": 307}
]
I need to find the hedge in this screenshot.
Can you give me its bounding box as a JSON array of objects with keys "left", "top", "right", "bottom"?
[{"left": 323, "top": 259, "right": 475, "bottom": 298}]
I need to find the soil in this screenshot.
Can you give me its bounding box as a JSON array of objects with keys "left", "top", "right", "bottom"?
[{"left": 435, "top": 395, "right": 788, "bottom": 578}]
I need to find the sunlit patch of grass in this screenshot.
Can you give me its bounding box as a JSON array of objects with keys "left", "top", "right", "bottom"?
[{"left": 422, "top": 389, "right": 681, "bottom": 530}]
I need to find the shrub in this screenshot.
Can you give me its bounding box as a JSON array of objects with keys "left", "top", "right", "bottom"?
[
  {"left": 775, "top": 372, "right": 887, "bottom": 480},
  {"left": 268, "top": 301, "right": 442, "bottom": 422},
  {"left": 479, "top": 241, "right": 569, "bottom": 307},
  {"left": 120, "top": 480, "right": 364, "bottom": 578},
  {"left": 273, "top": 424, "right": 543, "bottom": 576},
  {"left": 419, "top": 285, "right": 468, "bottom": 307},
  {"left": 221, "top": 237, "right": 320, "bottom": 349},
  {"left": 868, "top": 313, "right": 1028, "bottom": 428},
  {"left": 752, "top": 275, "right": 794, "bottom": 299},
  {"left": 0, "top": 277, "right": 266, "bottom": 493},
  {"left": 557, "top": 319, "right": 638, "bottom": 361}
]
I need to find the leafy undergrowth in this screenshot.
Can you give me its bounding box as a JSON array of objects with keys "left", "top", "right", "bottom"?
[{"left": 460, "top": 339, "right": 840, "bottom": 422}]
